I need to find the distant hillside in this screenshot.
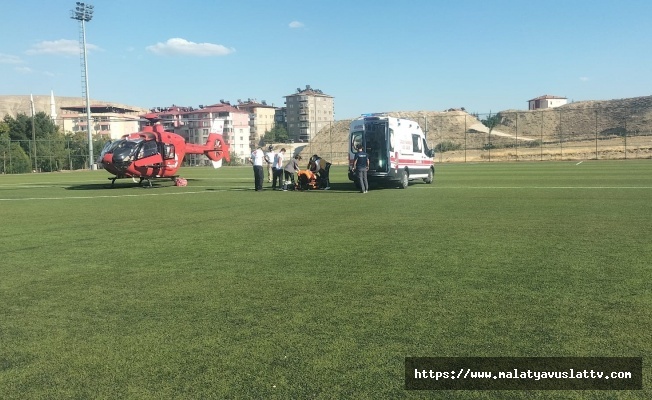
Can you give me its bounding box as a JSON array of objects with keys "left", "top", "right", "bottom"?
[
  {"left": 305, "top": 96, "right": 652, "bottom": 162},
  {"left": 303, "top": 110, "right": 479, "bottom": 159},
  {"left": 0, "top": 95, "right": 148, "bottom": 121}
]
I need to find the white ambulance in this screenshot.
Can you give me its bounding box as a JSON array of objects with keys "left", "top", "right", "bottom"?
[{"left": 348, "top": 114, "right": 435, "bottom": 188}]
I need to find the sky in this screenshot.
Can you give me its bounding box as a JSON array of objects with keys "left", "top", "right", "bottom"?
[{"left": 1, "top": 0, "right": 651, "bottom": 119}]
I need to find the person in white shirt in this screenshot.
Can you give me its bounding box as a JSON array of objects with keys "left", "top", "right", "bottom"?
[
  {"left": 272, "top": 148, "right": 286, "bottom": 190},
  {"left": 264, "top": 145, "right": 275, "bottom": 183},
  {"left": 250, "top": 146, "right": 265, "bottom": 191}
]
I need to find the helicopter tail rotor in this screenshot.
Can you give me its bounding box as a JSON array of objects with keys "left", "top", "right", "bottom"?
[{"left": 204, "top": 133, "right": 230, "bottom": 165}]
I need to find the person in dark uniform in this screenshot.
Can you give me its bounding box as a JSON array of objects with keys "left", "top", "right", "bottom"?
[{"left": 352, "top": 144, "right": 369, "bottom": 193}]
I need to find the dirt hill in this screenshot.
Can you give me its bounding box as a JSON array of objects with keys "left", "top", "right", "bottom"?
[
  {"left": 305, "top": 96, "right": 652, "bottom": 162},
  {"left": 0, "top": 95, "right": 147, "bottom": 121}
]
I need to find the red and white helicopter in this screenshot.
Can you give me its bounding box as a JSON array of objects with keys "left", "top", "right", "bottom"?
[{"left": 98, "top": 118, "right": 230, "bottom": 187}]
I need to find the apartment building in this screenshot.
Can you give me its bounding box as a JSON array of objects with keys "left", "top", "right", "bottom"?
[
  {"left": 180, "top": 102, "right": 251, "bottom": 165},
  {"left": 284, "top": 85, "right": 334, "bottom": 142},
  {"left": 235, "top": 99, "right": 277, "bottom": 147},
  {"left": 60, "top": 104, "right": 146, "bottom": 140},
  {"left": 142, "top": 106, "right": 190, "bottom": 139}
]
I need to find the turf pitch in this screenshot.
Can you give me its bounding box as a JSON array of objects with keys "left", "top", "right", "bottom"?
[{"left": 1, "top": 161, "right": 650, "bottom": 399}]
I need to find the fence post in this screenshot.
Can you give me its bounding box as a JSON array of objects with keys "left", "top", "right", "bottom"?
[
  {"left": 464, "top": 115, "right": 467, "bottom": 163},
  {"left": 488, "top": 130, "right": 491, "bottom": 162},
  {"left": 539, "top": 111, "right": 543, "bottom": 161},
  {"left": 68, "top": 140, "right": 72, "bottom": 170},
  {"left": 595, "top": 111, "right": 598, "bottom": 160},
  {"left": 329, "top": 121, "right": 332, "bottom": 162},
  {"left": 49, "top": 139, "right": 53, "bottom": 171},
  {"left": 559, "top": 108, "right": 563, "bottom": 160},
  {"left": 515, "top": 112, "right": 519, "bottom": 161},
  {"left": 624, "top": 118, "right": 627, "bottom": 160}
]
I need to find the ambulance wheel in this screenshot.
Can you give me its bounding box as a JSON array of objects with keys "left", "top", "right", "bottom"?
[
  {"left": 399, "top": 170, "right": 409, "bottom": 189},
  {"left": 424, "top": 169, "right": 433, "bottom": 184}
]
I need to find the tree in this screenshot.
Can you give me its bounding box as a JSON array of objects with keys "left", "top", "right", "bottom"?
[
  {"left": 65, "top": 131, "right": 90, "bottom": 170},
  {"left": 3, "top": 112, "right": 60, "bottom": 155},
  {"left": 263, "top": 124, "right": 289, "bottom": 143},
  {"left": 224, "top": 151, "right": 243, "bottom": 166},
  {"left": 0, "top": 131, "right": 31, "bottom": 173},
  {"left": 481, "top": 112, "right": 501, "bottom": 134}
]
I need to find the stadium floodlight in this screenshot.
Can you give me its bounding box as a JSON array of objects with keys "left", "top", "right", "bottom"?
[{"left": 70, "top": 2, "right": 95, "bottom": 169}]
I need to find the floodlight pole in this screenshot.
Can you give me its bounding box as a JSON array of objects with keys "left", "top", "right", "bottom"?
[{"left": 71, "top": 2, "right": 95, "bottom": 170}]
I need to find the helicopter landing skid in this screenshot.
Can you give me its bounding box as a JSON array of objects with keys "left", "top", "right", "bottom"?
[{"left": 107, "top": 175, "right": 178, "bottom": 188}]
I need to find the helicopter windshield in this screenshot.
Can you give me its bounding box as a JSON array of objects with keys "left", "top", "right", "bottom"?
[
  {"left": 99, "top": 140, "right": 122, "bottom": 157},
  {"left": 111, "top": 139, "right": 143, "bottom": 162}
]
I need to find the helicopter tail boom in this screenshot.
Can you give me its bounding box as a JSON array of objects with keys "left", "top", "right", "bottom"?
[{"left": 186, "top": 133, "right": 231, "bottom": 164}]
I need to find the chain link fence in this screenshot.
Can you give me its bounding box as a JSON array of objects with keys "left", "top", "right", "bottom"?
[
  {"left": 0, "top": 138, "right": 95, "bottom": 173},
  {"left": 294, "top": 108, "right": 652, "bottom": 164},
  {"left": 3, "top": 106, "right": 651, "bottom": 173}
]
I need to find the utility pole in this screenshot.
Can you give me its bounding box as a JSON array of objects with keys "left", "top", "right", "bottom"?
[
  {"left": 30, "top": 94, "right": 36, "bottom": 171},
  {"left": 70, "top": 2, "right": 95, "bottom": 169}
]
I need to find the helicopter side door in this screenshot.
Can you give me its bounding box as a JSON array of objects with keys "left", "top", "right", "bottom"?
[{"left": 132, "top": 139, "right": 163, "bottom": 168}]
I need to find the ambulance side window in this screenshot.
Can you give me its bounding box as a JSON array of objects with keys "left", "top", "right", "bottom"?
[
  {"left": 412, "top": 134, "right": 422, "bottom": 153},
  {"left": 389, "top": 129, "right": 394, "bottom": 152},
  {"left": 351, "top": 132, "right": 363, "bottom": 153}
]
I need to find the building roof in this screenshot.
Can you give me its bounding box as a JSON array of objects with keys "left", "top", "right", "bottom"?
[
  {"left": 190, "top": 103, "right": 247, "bottom": 115},
  {"left": 60, "top": 104, "right": 142, "bottom": 113},
  {"left": 236, "top": 99, "right": 276, "bottom": 110},
  {"left": 528, "top": 95, "right": 567, "bottom": 102},
  {"left": 285, "top": 85, "right": 332, "bottom": 98},
  {"left": 142, "top": 103, "right": 248, "bottom": 120}
]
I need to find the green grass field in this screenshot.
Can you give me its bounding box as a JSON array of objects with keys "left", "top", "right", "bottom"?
[{"left": 1, "top": 161, "right": 650, "bottom": 399}]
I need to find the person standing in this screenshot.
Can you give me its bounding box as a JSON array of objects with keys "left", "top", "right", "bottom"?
[
  {"left": 283, "top": 155, "right": 301, "bottom": 191},
  {"left": 353, "top": 144, "right": 369, "bottom": 193},
  {"left": 272, "top": 148, "right": 286, "bottom": 190},
  {"left": 250, "top": 146, "right": 264, "bottom": 191},
  {"left": 264, "top": 145, "right": 275, "bottom": 183}
]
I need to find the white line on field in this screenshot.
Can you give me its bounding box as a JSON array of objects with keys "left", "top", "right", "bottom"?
[
  {"left": 576, "top": 161, "right": 583, "bottom": 165},
  {"left": 414, "top": 186, "right": 652, "bottom": 189},
  {"left": 0, "top": 177, "right": 245, "bottom": 187},
  {"left": 1, "top": 185, "right": 650, "bottom": 201},
  {"left": 0, "top": 188, "right": 250, "bottom": 201}
]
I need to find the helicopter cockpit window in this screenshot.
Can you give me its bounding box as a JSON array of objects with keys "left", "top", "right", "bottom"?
[
  {"left": 112, "top": 139, "right": 142, "bottom": 161},
  {"left": 163, "top": 144, "right": 176, "bottom": 160},
  {"left": 100, "top": 140, "right": 119, "bottom": 156},
  {"left": 139, "top": 140, "right": 159, "bottom": 158}
]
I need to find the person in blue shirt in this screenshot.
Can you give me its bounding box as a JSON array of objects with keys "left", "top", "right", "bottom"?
[{"left": 352, "top": 144, "right": 369, "bottom": 193}]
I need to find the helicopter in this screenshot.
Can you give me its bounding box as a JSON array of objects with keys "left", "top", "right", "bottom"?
[{"left": 97, "top": 118, "right": 230, "bottom": 187}]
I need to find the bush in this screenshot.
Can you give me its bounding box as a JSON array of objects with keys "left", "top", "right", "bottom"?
[
  {"left": 435, "top": 140, "right": 462, "bottom": 152},
  {"left": 224, "top": 152, "right": 243, "bottom": 166}
]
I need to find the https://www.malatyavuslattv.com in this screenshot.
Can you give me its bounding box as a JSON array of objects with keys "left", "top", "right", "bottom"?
[{"left": 405, "top": 357, "right": 642, "bottom": 390}]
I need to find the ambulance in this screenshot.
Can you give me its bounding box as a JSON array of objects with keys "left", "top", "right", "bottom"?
[{"left": 348, "top": 114, "right": 435, "bottom": 189}]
